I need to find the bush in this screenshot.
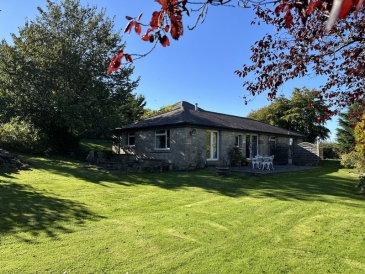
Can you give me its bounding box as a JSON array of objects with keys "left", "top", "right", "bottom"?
[
  {"left": 0, "top": 117, "right": 50, "bottom": 154},
  {"left": 340, "top": 151, "right": 365, "bottom": 173},
  {"left": 228, "top": 147, "right": 246, "bottom": 166}
]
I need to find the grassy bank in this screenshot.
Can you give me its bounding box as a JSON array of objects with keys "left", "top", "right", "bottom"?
[{"left": 1, "top": 158, "right": 364, "bottom": 273}]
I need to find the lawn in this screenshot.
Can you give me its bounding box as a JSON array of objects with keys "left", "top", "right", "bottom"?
[
  {"left": 1, "top": 157, "right": 365, "bottom": 273},
  {"left": 79, "top": 139, "right": 112, "bottom": 152}
]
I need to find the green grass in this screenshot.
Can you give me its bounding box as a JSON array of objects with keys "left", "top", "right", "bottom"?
[
  {"left": 1, "top": 158, "right": 365, "bottom": 273},
  {"left": 79, "top": 139, "right": 112, "bottom": 152}
]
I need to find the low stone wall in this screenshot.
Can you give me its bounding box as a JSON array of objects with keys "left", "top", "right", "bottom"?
[
  {"left": 272, "top": 142, "right": 320, "bottom": 166},
  {"left": 85, "top": 151, "right": 172, "bottom": 172},
  {"left": 293, "top": 142, "right": 320, "bottom": 165}
]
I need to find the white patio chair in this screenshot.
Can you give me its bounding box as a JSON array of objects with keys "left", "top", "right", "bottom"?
[
  {"left": 262, "top": 155, "right": 274, "bottom": 170},
  {"left": 251, "top": 157, "right": 261, "bottom": 169}
]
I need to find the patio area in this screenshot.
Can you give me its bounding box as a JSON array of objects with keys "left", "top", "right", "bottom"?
[{"left": 228, "top": 164, "right": 320, "bottom": 175}]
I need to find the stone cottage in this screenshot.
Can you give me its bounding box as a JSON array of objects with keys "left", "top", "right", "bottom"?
[{"left": 112, "top": 101, "right": 304, "bottom": 170}]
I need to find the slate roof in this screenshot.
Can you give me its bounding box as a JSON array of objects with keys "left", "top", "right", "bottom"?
[{"left": 114, "top": 101, "right": 304, "bottom": 138}]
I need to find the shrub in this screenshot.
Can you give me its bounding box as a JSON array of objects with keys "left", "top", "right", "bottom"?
[
  {"left": 0, "top": 117, "right": 50, "bottom": 154},
  {"left": 340, "top": 151, "right": 365, "bottom": 173},
  {"left": 228, "top": 147, "right": 246, "bottom": 166}
]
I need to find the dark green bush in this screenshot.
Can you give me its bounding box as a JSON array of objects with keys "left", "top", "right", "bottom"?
[{"left": 228, "top": 147, "right": 246, "bottom": 166}]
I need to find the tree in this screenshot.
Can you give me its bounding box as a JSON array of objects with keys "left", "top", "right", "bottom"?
[
  {"left": 336, "top": 111, "right": 356, "bottom": 153},
  {"left": 335, "top": 102, "right": 365, "bottom": 153},
  {"left": 354, "top": 112, "right": 365, "bottom": 156},
  {"left": 0, "top": 0, "right": 145, "bottom": 152},
  {"left": 247, "top": 87, "right": 330, "bottom": 142},
  {"left": 108, "top": 0, "right": 365, "bottom": 116},
  {"left": 341, "top": 112, "right": 365, "bottom": 173}
]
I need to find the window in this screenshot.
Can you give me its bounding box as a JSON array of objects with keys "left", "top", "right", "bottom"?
[
  {"left": 128, "top": 132, "right": 135, "bottom": 146},
  {"left": 206, "top": 131, "right": 219, "bottom": 160},
  {"left": 269, "top": 136, "right": 276, "bottom": 149},
  {"left": 155, "top": 130, "right": 170, "bottom": 149},
  {"left": 235, "top": 135, "right": 242, "bottom": 148}
]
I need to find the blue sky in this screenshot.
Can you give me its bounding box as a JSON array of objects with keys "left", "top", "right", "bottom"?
[{"left": 0, "top": 0, "right": 339, "bottom": 140}]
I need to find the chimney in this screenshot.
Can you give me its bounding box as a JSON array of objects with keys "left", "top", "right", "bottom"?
[{"left": 195, "top": 103, "right": 198, "bottom": 111}]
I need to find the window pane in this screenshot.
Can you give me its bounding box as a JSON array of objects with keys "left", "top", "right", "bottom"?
[
  {"left": 128, "top": 132, "right": 135, "bottom": 145},
  {"left": 166, "top": 130, "right": 170, "bottom": 148},
  {"left": 129, "top": 136, "right": 135, "bottom": 145},
  {"left": 212, "top": 132, "right": 218, "bottom": 159},
  {"left": 206, "top": 131, "right": 211, "bottom": 158},
  {"left": 246, "top": 135, "right": 251, "bottom": 158},
  {"left": 156, "top": 135, "right": 166, "bottom": 148}
]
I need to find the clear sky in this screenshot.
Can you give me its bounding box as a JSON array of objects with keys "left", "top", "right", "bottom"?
[{"left": 0, "top": 0, "right": 339, "bottom": 140}]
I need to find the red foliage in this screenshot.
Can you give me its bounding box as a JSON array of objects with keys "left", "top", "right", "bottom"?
[
  {"left": 232, "top": 0, "right": 365, "bottom": 113},
  {"left": 123, "top": 0, "right": 185, "bottom": 49},
  {"left": 115, "top": 0, "right": 365, "bottom": 114},
  {"left": 150, "top": 11, "right": 162, "bottom": 29},
  {"left": 107, "top": 51, "right": 124, "bottom": 75},
  {"left": 159, "top": 35, "right": 170, "bottom": 47},
  {"left": 107, "top": 50, "right": 133, "bottom": 75}
]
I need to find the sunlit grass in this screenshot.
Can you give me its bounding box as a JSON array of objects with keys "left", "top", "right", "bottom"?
[
  {"left": 1, "top": 158, "right": 365, "bottom": 273},
  {"left": 79, "top": 139, "right": 112, "bottom": 152}
]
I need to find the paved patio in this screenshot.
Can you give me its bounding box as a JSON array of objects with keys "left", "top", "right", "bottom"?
[{"left": 228, "top": 164, "right": 319, "bottom": 175}]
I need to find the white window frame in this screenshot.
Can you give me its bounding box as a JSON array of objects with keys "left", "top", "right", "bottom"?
[
  {"left": 206, "top": 130, "right": 219, "bottom": 160},
  {"left": 155, "top": 129, "right": 170, "bottom": 150},
  {"left": 128, "top": 132, "right": 135, "bottom": 146}
]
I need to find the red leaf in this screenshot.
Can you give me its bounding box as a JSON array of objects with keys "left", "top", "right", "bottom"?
[
  {"left": 159, "top": 35, "right": 170, "bottom": 47},
  {"left": 284, "top": 11, "right": 293, "bottom": 28},
  {"left": 124, "top": 54, "right": 133, "bottom": 63},
  {"left": 124, "top": 21, "right": 135, "bottom": 33},
  {"left": 306, "top": 0, "right": 322, "bottom": 14},
  {"left": 155, "top": 0, "right": 168, "bottom": 10},
  {"left": 117, "top": 50, "right": 124, "bottom": 58},
  {"left": 141, "top": 28, "right": 154, "bottom": 41},
  {"left": 149, "top": 34, "right": 155, "bottom": 43},
  {"left": 150, "top": 11, "right": 162, "bottom": 29},
  {"left": 134, "top": 22, "right": 142, "bottom": 35},
  {"left": 170, "top": 22, "right": 183, "bottom": 40},
  {"left": 137, "top": 13, "right": 143, "bottom": 21},
  {"left": 164, "top": 25, "right": 170, "bottom": 32},
  {"left": 107, "top": 51, "right": 124, "bottom": 75},
  {"left": 142, "top": 34, "right": 150, "bottom": 41},
  {"left": 125, "top": 15, "right": 134, "bottom": 20},
  {"left": 275, "top": 3, "right": 287, "bottom": 14},
  {"left": 338, "top": 0, "right": 355, "bottom": 18}
]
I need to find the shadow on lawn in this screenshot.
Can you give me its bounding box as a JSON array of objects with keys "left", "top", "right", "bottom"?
[
  {"left": 25, "top": 157, "right": 363, "bottom": 204},
  {"left": 0, "top": 179, "right": 102, "bottom": 241}
]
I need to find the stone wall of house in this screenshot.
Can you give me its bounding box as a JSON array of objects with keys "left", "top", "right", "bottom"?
[
  {"left": 112, "top": 128, "right": 305, "bottom": 169},
  {"left": 113, "top": 128, "right": 207, "bottom": 170},
  {"left": 258, "top": 135, "right": 269, "bottom": 156}
]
